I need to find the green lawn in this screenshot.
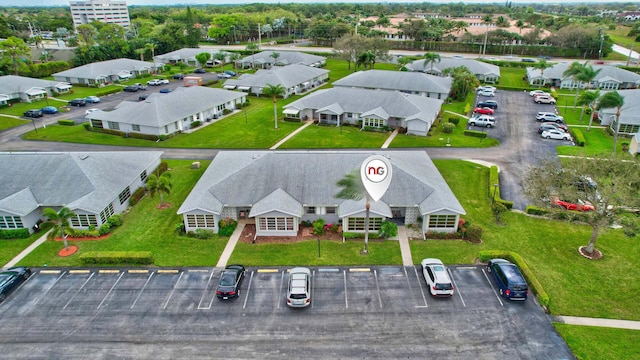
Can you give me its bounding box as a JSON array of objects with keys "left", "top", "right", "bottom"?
[
  {"left": 0, "top": 115, "right": 29, "bottom": 130},
  {"left": 554, "top": 324, "right": 640, "bottom": 360},
  {"left": 606, "top": 26, "right": 636, "bottom": 48},
  {"left": 389, "top": 114, "right": 500, "bottom": 148},
  {"left": 441, "top": 91, "right": 476, "bottom": 115},
  {"left": 0, "top": 98, "right": 69, "bottom": 117},
  {"left": 278, "top": 124, "right": 389, "bottom": 148},
  {"left": 54, "top": 85, "right": 122, "bottom": 101},
  {"left": 498, "top": 67, "right": 528, "bottom": 88}
]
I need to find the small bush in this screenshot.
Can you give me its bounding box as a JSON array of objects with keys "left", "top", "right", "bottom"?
[
  {"left": 571, "top": 128, "right": 585, "bottom": 147},
  {"left": 129, "top": 187, "right": 146, "bottom": 206},
  {"left": 448, "top": 117, "right": 460, "bottom": 125},
  {"left": 195, "top": 228, "right": 214, "bottom": 239},
  {"left": 0, "top": 228, "right": 30, "bottom": 239},
  {"left": 107, "top": 214, "right": 123, "bottom": 227},
  {"left": 492, "top": 202, "right": 508, "bottom": 223},
  {"left": 83, "top": 123, "right": 92, "bottom": 130},
  {"left": 300, "top": 220, "right": 312, "bottom": 227},
  {"left": 191, "top": 120, "right": 201, "bottom": 128},
  {"left": 223, "top": 108, "right": 232, "bottom": 115},
  {"left": 466, "top": 223, "right": 483, "bottom": 240},
  {"left": 442, "top": 122, "right": 455, "bottom": 134},
  {"left": 68, "top": 228, "right": 100, "bottom": 238},
  {"left": 80, "top": 251, "right": 154, "bottom": 265},
  {"left": 58, "top": 119, "right": 75, "bottom": 126},
  {"left": 98, "top": 223, "right": 111, "bottom": 235},
  {"left": 97, "top": 88, "right": 121, "bottom": 97},
  {"left": 175, "top": 222, "right": 185, "bottom": 234},
  {"left": 342, "top": 232, "right": 363, "bottom": 239},
  {"left": 525, "top": 205, "right": 548, "bottom": 216},
  {"left": 378, "top": 221, "right": 398, "bottom": 238},
  {"left": 464, "top": 130, "right": 488, "bottom": 138},
  {"left": 313, "top": 218, "right": 325, "bottom": 235},
  {"left": 156, "top": 161, "right": 169, "bottom": 175},
  {"left": 218, "top": 218, "right": 238, "bottom": 237}
]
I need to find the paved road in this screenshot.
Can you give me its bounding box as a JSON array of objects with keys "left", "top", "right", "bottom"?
[{"left": 0, "top": 266, "right": 574, "bottom": 359}]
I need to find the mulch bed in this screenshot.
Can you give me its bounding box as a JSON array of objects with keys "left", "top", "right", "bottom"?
[
  {"left": 156, "top": 202, "right": 172, "bottom": 210},
  {"left": 578, "top": 246, "right": 603, "bottom": 260},
  {"left": 58, "top": 245, "right": 78, "bottom": 257},
  {"left": 240, "top": 224, "right": 343, "bottom": 244},
  {"left": 53, "top": 233, "right": 111, "bottom": 241}
]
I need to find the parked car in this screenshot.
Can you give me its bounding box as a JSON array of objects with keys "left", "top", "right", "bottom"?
[
  {"left": 23, "top": 109, "right": 43, "bottom": 118},
  {"left": 85, "top": 108, "right": 100, "bottom": 116},
  {"left": 123, "top": 85, "right": 139, "bottom": 92},
  {"left": 172, "top": 73, "right": 184, "bottom": 80},
  {"left": 224, "top": 70, "right": 237, "bottom": 76},
  {"left": 487, "top": 259, "right": 528, "bottom": 300},
  {"left": 474, "top": 107, "right": 494, "bottom": 115},
  {"left": 133, "top": 83, "right": 147, "bottom": 90},
  {"left": 533, "top": 92, "right": 551, "bottom": 100},
  {"left": 478, "top": 89, "right": 495, "bottom": 97},
  {"left": 529, "top": 90, "right": 548, "bottom": 97},
  {"left": 541, "top": 129, "right": 571, "bottom": 141},
  {"left": 138, "top": 94, "right": 149, "bottom": 101},
  {"left": 0, "top": 267, "right": 31, "bottom": 302},
  {"left": 194, "top": 68, "right": 206, "bottom": 74},
  {"left": 158, "top": 79, "right": 169, "bottom": 85},
  {"left": 84, "top": 96, "right": 101, "bottom": 103},
  {"left": 69, "top": 98, "right": 86, "bottom": 107},
  {"left": 538, "top": 122, "right": 568, "bottom": 134},
  {"left": 477, "top": 100, "right": 498, "bottom": 109},
  {"left": 286, "top": 267, "right": 311, "bottom": 308},
  {"left": 216, "top": 264, "right": 245, "bottom": 300},
  {"left": 421, "top": 258, "right": 454, "bottom": 297},
  {"left": 40, "top": 106, "right": 58, "bottom": 114},
  {"left": 159, "top": 88, "right": 172, "bottom": 93},
  {"left": 218, "top": 73, "right": 232, "bottom": 79},
  {"left": 534, "top": 95, "right": 556, "bottom": 104},
  {"left": 477, "top": 85, "right": 496, "bottom": 93},
  {"left": 521, "top": 58, "right": 536, "bottom": 63},
  {"left": 551, "top": 198, "right": 595, "bottom": 211},
  {"left": 536, "top": 112, "right": 564, "bottom": 123},
  {"left": 146, "top": 79, "right": 162, "bottom": 86},
  {"left": 468, "top": 114, "right": 496, "bottom": 128}
]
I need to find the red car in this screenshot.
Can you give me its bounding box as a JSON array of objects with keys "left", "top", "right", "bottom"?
[
  {"left": 551, "top": 198, "right": 595, "bottom": 211},
  {"left": 474, "top": 107, "right": 495, "bottom": 115}
]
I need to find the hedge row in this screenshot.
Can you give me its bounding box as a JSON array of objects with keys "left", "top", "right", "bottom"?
[
  {"left": 79, "top": 251, "right": 154, "bottom": 265},
  {"left": 477, "top": 250, "right": 550, "bottom": 310},
  {"left": 0, "top": 228, "right": 30, "bottom": 239},
  {"left": 464, "top": 130, "right": 488, "bottom": 138},
  {"left": 96, "top": 87, "right": 122, "bottom": 97},
  {"left": 58, "top": 119, "right": 75, "bottom": 126},
  {"left": 490, "top": 166, "right": 514, "bottom": 209},
  {"left": 570, "top": 128, "right": 586, "bottom": 147}
]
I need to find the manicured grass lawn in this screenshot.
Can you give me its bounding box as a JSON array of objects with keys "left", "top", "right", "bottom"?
[
  {"left": 554, "top": 324, "right": 640, "bottom": 360},
  {"left": 441, "top": 91, "right": 475, "bottom": 115},
  {"left": 16, "top": 160, "right": 230, "bottom": 267},
  {"left": 0, "top": 98, "right": 69, "bottom": 117},
  {"left": 557, "top": 106, "right": 587, "bottom": 125},
  {"left": 0, "top": 115, "right": 29, "bottom": 130},
  {"left": 389, "top": 115, "right": 500, "bottom": 148},
  {"left": 54, "top": 85, "right": 122, "bottom": 101},
  {"left": 498, "top": 67, "right": 528, "bottom": 88},
  {"left": 556, "top": 127, "right": 628, "bottom": 156},
  {"left": 278, "top": 124, "right": 389, "bottom": 148},
  {"left": 607, "top": 26, "right": 635, "bottom": 48},
  {"left": 0, "top": 234, "right": 45, "bottom": 266}
]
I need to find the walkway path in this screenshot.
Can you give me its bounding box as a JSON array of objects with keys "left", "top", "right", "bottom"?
[
  {"left": 269, "top": 120, "right": 314, "bottom": 149},
  {"left": 396, "top": 226, "right": 413, "bottom": 266},
  {"left": 381, "top": 129, "right": 398, "bottom": 149},
  {"left": 555, "top": 315, "right": 640, "bottom": 330},
  {"left": 3, "top": 230, "right": 50, "bottom": 268},
  {"left": 215, "top": 222, "right": 246, "bottom": 268}
]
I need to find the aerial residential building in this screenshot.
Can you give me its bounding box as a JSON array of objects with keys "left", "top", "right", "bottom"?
[{"left": 70, "top": 0, "right": 131, "bottom": 29}]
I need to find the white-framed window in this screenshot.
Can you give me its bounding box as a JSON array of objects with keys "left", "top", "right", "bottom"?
[
  {"left": 258, "top": 217, "right": 294, "bottom": 231},
  {"left": 346, "top": 217, "right": 382, "bottom": 231},
  {"left": 118, "top": 186, "right": 131, "bottom": 204},
  {"left": 326, "top": 207, "right": 336, "bottom": 214},
  {"left": 363, "top": 117, "right": 384, "bottom": 128},
  {"left": 100, "top": 203, "right": 114, "bottom": 223},
  {"left": 306, "top": 206, "right": 316, "bottom": 214},
  {"left": 428, "top": 215, "right": 456, "bottom": 229},
  {"left": 108, "top": 121, "right": 120, "bottom": 130},
  {"left": 70, "top": 214, "right": 98, "bottom": 227},
  {"left": 140, "top": 170, "right": 148, "bottom": 182},
  {"left": 186, "top": 214, "right": 216, "bottom": 228},
  {"left": 131, "top": 124, "right": 140, "bottom": 131},
  {"left": 0, "top": 216, "right": 23, "bottom": 229},
  {"left": 615, "top": 122, "right": 640, "bottom": 134}
]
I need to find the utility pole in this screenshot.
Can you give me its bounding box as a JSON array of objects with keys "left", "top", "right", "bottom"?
[
  {"left": 626, "top": 42, "right": 635, "bottom": 67},
  {"left": 598, "top": 28, "right": 604, "bottom": 60},
  {"left": 258, "top": 23, "right": 262, "bottom": 50}
]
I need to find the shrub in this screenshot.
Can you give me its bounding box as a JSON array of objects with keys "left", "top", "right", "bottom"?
[
  {"left": 128, "top": 132, "right": 160, "bottom": 141},
  {"left": 68, "top": 228, "right": 100, "bottom": 238},
  {"left": 195, "top": 228, "right": 214, "bottom": 239},
  {"left": 525, "top": 205, "right": 548, "bottom": 216},
  {"left": 378, "top": 221, "right": 398, "bottom": 238},
  {"left": 491, "top": 202, "right": 508, "bottom": 223},
  {"left": 129, "top": 187, "right": 146, "bottom": 206},
  {"left": 464, "top": 130, "right": 487, "bottom": 138},
  {"left": 156, "top": 161, "right": 169, "bottom": 175},
  {"left": 83, "top": 123, "right": 92, "bottom": 130},
  {"left": 342, "top": 232, "right": 363, "bottom": 239},
  {"left": 300, "top": 220, "right": 312, "bottom": 227},
  {"left": 98, "top": 223, "right": 111, "bottom": 235},
  {"left": 80, "top": 251, "right": 154, "bottom": 265},
  {"left": 97, "top": 87, "right": 122, "bottom": 97},
  {"left": 218, "top": 218, "right": 238, "bottom": 237},
  {"left": 58, "top": 119, "right": 75, "bottom": 126},
  {"left": 0, "top": 228, "right": 30, "bottom": 239},
  {"left": 175, "top": 222, "right": 185, "bottom": 234},
  {"left": 571, "top": 128, "right": 585, "bottom": 147},
  {"left": 223, "top": 108, "right": 232, "bottom": 115},
  {"left": 330, "top": 223, "right": 339, "bottom": 233},
  {"left": 448, "top": 117, "right": 460, "bottom": 125},
  {"left": 442, "top": 122, "right": 455, "bottom": 134},
  {"left": 477, "top": 250, "right": 549, "bottom": 309},
  {"left": 107, "top": 214, "right": 123, "bottom": 227},
  {"left": 466, "top": 224, "right": 483, "bottom": 240},
  {"left": 489, "top": 166, "right": 513, "bottom": 209},
  {"left": 313, "top": 218, "right": 325, "bottom": 235}
]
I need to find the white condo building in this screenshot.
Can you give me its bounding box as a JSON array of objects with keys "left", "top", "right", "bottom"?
[{"left": 70, "top": 0, "right": 130, "bottom": 28}]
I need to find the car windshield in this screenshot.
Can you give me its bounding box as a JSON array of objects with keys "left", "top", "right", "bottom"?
[
  {"left": 511, "top": 285, "right": 528, "bottom": 291},
  {"left": 219, "top": 273, "right": 236, "bottom": 286},
  {"left": 290, "top": 293, "right": 307, "bottom": 299},
  {"left": 435, "top": 283, "right": 453, "bottom": 290}
]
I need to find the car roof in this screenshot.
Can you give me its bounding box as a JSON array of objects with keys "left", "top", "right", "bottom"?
[
  {"left": 290, "top": 267, "right": 311, "bottom": 275},
  {"left": 421, "top": 258, "right": 444, "bottom": 266}
]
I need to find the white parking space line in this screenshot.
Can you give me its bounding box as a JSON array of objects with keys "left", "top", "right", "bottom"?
[
  {"left": 448, "top": 268, "right": 466, "bottom": 307},
  {"left": 131, "top": 272, "right": 154, "bottom": 309},
  {"left": 373, "top": 270, "right": 383, "bottom": 308},
  {"left": 482, "top": 268, "right": 504, "bottom": 306},
  {"left": 97, "top": 271, "right": 125, "bottom": 309},
  {"left": 63, "top": 272, "right": 95, "bottom": 310},
  {"left": 33, "top": 271, "right": 66, "bottom": 306},
  {"left": 197, "top": 270, "right": 216, "bottom": 310},
  {"left": 311, "top": 269, "right": 315, "bottom": 308},
  {"left": 162, "top": 272, "right": 184, "bottom": 310},
  {"left": 242, "top": 271, "right": 255, "bottom": 310},
  {"left": 343, "top": 270, "right": 348, "bottom": 309},
  {"left": 277, "top": 270, "right": 285, "bottom": 309},
  {"left": 408, "top": 266, "right": 427, "bottom": 308}
]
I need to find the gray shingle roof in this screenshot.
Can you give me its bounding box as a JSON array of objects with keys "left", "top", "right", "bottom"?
[
  {"left": 598, "top": 89, "right": 640, "bottom": 126},
  {"left": 53, "top": 58, "right": 158, "bottom": 80},
  {"left": 526, "top": 63, "right": 640, "bottom": 84},
  {"left": 333, "top": 70, "right": 452, "bottom": 94},
  {"left": 284, "top": 87, "right": 443, "bottom": 124},
  {"left": 0, "top": 151, "right": 163, "bottom": 215},
  {"left": 406, "top": 58, "right": 500, "bottom": 77},
  {"left": 0, "top": 75, "right": 71, "bottom": 95},
  {"left": 239, "top": 51, "right": 325, "bottom": 66},
  {"left": 154, "top": 48, "right": 231, "bottom": 63},
  {"left": 177, "top": 151, "right": 465, "bottom": 217},
  {"left": 249, "top": 188, "right": 303, "bottom": 217},
  {"left": 87, "top": 86, "right": 245, "bottom": 127},
  {"left": 223, "top": 64, "right": 328, "bottom": 89}
]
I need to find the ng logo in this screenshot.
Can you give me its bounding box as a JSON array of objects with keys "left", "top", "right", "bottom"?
[{"left": 364, "top": 159, "right": 388, "bottom": 183}]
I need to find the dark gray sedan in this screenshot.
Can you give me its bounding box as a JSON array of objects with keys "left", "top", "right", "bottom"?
[{"left": 0, "top": 267, "right": 31, "bottom": 302}]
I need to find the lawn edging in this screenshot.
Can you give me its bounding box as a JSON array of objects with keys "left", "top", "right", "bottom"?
[
  {"left": 79, "top": 251, "right": 154, "bottom": 265},
  {"left": 477, "top": 250, "right": 550, "bottom": 311},
  {"left": 490, "top": 166, "right": 514, "bottom": 209}
]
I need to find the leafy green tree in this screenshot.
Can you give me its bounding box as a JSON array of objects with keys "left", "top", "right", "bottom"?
[
  {"left": 212, "top": 52, "right": 226, "bottom": 67},
  {"left": 195, "top": 52, "right": 211, "bottom": 68},
  {"left": 1, "top": 36, "right": 31, "bottom": 75},
  {"left": 335, "top": 170, "right": 371, "bottom": 254},
  {"left": 146, "top": 172, "right": 173, "bottom": 207},
  {"left": 524, "top": 153, "right": 640, "bottom": 258},
  {"left": 357, "top": 50, "right": 376, "bottom": 69},
  {"left": 76, "top": 24, "right": 97, "bottom": 46},
  {"left": 261, "top": 83, "right": 286, "bottom": 129},
  {"left": 333, "top": 33, "right": 369, "bottom": 71},
  {"left": 423, "top": 52, "right": 441, "bottom": 72},
  {"left": 185, "top": 6, "right": 200, "bottom": 47},
  {"left": 449, "top": 66, "right": 480, "bottom": 101},
  {"left": 43, "top": 207, "right": 76, "bottom": 251},
  {"left": 516, "top": 19, "right": 526, "bottom": 34},
  {"left": 576, "top": 90, "right": 600, "bottom": 129},
  {"left": 597, "top": 91, "right": 625, "bottom": 153}
]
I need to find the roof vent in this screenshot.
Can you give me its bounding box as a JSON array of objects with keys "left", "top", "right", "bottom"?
[{"left": 80, "top": 155, "right": 89, "bottom": 160}]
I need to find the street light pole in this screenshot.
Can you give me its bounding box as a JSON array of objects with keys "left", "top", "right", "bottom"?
[{"left": 598, "top": 28, "right": 604, "bottom": 60}]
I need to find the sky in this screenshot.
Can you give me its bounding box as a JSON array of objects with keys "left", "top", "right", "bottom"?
[{"left": 0, "top": 0, "right": 619, "bottom": 7}]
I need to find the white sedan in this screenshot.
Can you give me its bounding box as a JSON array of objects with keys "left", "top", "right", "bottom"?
[
  {"left": 529, "top": 89, "right": 547, "bottom": 97},
  {"left": 541, "top": 129, "right": 571, "bottom": 141},
  {"left": 478, "top": 89, "right": 495, "bottom": 97}
]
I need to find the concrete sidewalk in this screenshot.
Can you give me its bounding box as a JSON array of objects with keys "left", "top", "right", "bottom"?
[
  {"left": 396, "top": 226, "right": 414, "bottom": 266},
  {"left": 555, "top": 315, "right": 640, "bottom": 330},
  {"left": 270, "top": 120, "right": 314, "bottom": 149},
  {"left": 215, "top": 222, "right": 246, "bottom": 268},
  {"left": 3, "top": 230, "right": 50, "bottom": 269},
  {"left": 381, "top": 129, "right": 398, "bottom": 149}
]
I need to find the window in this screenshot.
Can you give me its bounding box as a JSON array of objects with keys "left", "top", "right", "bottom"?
[
  {"left": 70, "top": 214, "right": 98, "bottom": 227},
  {"left": 326, "top": 207, "right": 336, "bottom": 214},
  {"left": 118, "top": 186, "right": 131, "bottom": 204},
  {"left": 186, "top": 214, "right": 216, "bottom": 228},
  {"left": 347, "top": 217, "right": 382, "bottom": 231},
  {"left": 140, "top": 170, "right": 148, "bottom": 182},
  {"left": 258, "top": 217, "right": 294, "bottom": 231},
  {"left": 305, "top": 206, "right": 316, "bottom": 215},
  {"left": 131, "top": 124, "right": 140, "bottom": 131},
  {"left": 108, "top": 121, "right": 120, "bottom": 130},
  {"left": 615, "top": 122, "right": 639, "bottom": 134},
  {"left": 91, "top": 119, "right": 103, "bottom": 129},
  {"left": 363, "top": 117, "right": 384, "bottom": 128},
  {"left": 100, "top": 203, "right": 114, "bottom": 223},
  {"left": 0, "top": 216, "right": 23, "bottom": 229},
  {"left": 428, "top": 215, "right": 456, "bottom": 228}
]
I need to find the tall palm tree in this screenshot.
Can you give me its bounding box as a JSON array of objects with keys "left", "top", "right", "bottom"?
[
  {"left": 423, "top": 52, "right": 441, "bottom": 73},
  {"left": 597, "top": 91, "right": 625, "bottom": 153},
  {"left": 246, "top": 42, "right": 259, "bottom": 68},
  {"left": 146, "top": 42, "right": 157, "bottom": 73},
  {"left": 270, "top": 51, "right": 280, "bottom": 66},
  {"left": 481, "top": 15, "right": 493, "bottom": 59},
  {"left": 563, "top": 61, "right": 586, "bottom": 106},
  {"left": 335, "top": 170, "right": 371, "bottom": 255},
  {"left": 533, "top": 58, "right": 551, "bottom": 88},
  {"left": 576, "top": 90, "right": 600, "bottom": 129},
  {"left": 357, "top": 50, "right": 376, "bottom": 70},
  {"left": 146, "top": 171, "right": 173, "bottom": 206},
  {"left": 261, "top": 83, "right": 286, "bottom": 129},
  {"left": 516, "top": 19, "right": 525, "bottom": 34},
  {"left": 578, "top": 64, "right": 602, "bottom": 92},
  {"left": 135, "top": 48, "right": 145, "bottom": 62},
  {"left": 43, "top": 207, "right": 76, "bottom": 251},
  {"left": 229, "top": 53, "right": 241, "bottom": 73}
]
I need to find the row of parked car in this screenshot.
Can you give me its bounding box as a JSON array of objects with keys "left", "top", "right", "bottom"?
[
  {"left": 529, "top": 89, "right": 557, "bottom": 104},
  {"left": 23, "top": 96, "right": 101, "bottom": 118},
  {"left": 471, "top": 88, "right": 499, "bottom": 128}
]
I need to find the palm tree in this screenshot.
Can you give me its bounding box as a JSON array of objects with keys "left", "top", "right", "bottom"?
[
  {"left": 229, "top": 53, "right": 241, "bottom": 73},
  {"left": 597, "top": 91, "right": 625, "bottom": 153},
  {"left": 576, "top": 90, "right": 600, "bottom": 129},
  {"left": 270, "top": 51, "right": 280, "bottom": 66},
  {"left": 481, "top": 15, "right": 493, "bottom": 59},
  {"left": 357, "top": 50, "right": 376, "bottom": 70},
  {"left": 43, "top": 207, "right": 76, "bottom": 251},
  {"left": 578, "top": 64, "right": 602, "bottom": 92},
  {"left": 563, "top": 61, "right": 586, "bottom": 106},
  {"left": 495, "top": 16, "right": 509, "bottom": 28},
  {"left": 532, "top": 58, "right": 551, "bottom": 88},
  {"left": 423, "top": 52, "right": 441, "bottom": 73},
  {"left": 516, "top": 19, "right": 525, "bottom": 34},
  {"left": 335, "top": 170, "right": 371, "bottom": 255},
  {"left": 146, "top": 172, "right": 173, "bottom": 206},
  {"left": 213, "top": 52, "right": 226, "bottom": 68},
  {"left": 146, "top": 42, "right": 157, "bottom": 73},
  {"left": 135, "top": 48, "right": 145, "bottom": 62},
  {"left": 261, "top": 83, "right": 286, "bottom": 129},
  {"left": 246, "top": 42, "right": 259, "bottom": 68}
]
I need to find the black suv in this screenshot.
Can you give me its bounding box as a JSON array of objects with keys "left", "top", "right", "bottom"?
[
  {"left": 477, "top": 100, "right": 498, "bottom": 109},
  {"left": 194, "top": 68, "right": 206, "bottom": 74},
  {"left": 173, "top": 73, "right": 184, "bottom": 79},
  {"left": 68, "top": 98, "right": 86, "bottom": 107},
  {"left": 23, "top": 109, "right": 43, "bottom": 118}
]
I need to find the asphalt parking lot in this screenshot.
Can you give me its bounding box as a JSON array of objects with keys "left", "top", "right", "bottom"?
[{"left": 0, "top": 266, "right": 574, "bottom": 359}]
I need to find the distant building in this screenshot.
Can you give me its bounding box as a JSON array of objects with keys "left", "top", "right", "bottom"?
[{"left": 70, "top": 0, "right": 130, "bottom": 29}]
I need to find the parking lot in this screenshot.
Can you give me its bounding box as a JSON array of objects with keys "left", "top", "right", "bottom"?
[{"left": 0, "top": 265, "right": 574, "bottom": 359}]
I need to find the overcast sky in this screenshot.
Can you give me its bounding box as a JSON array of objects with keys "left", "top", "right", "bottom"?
[{"left": 1, "top": 0, "right": 619, "bottom": 7}]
